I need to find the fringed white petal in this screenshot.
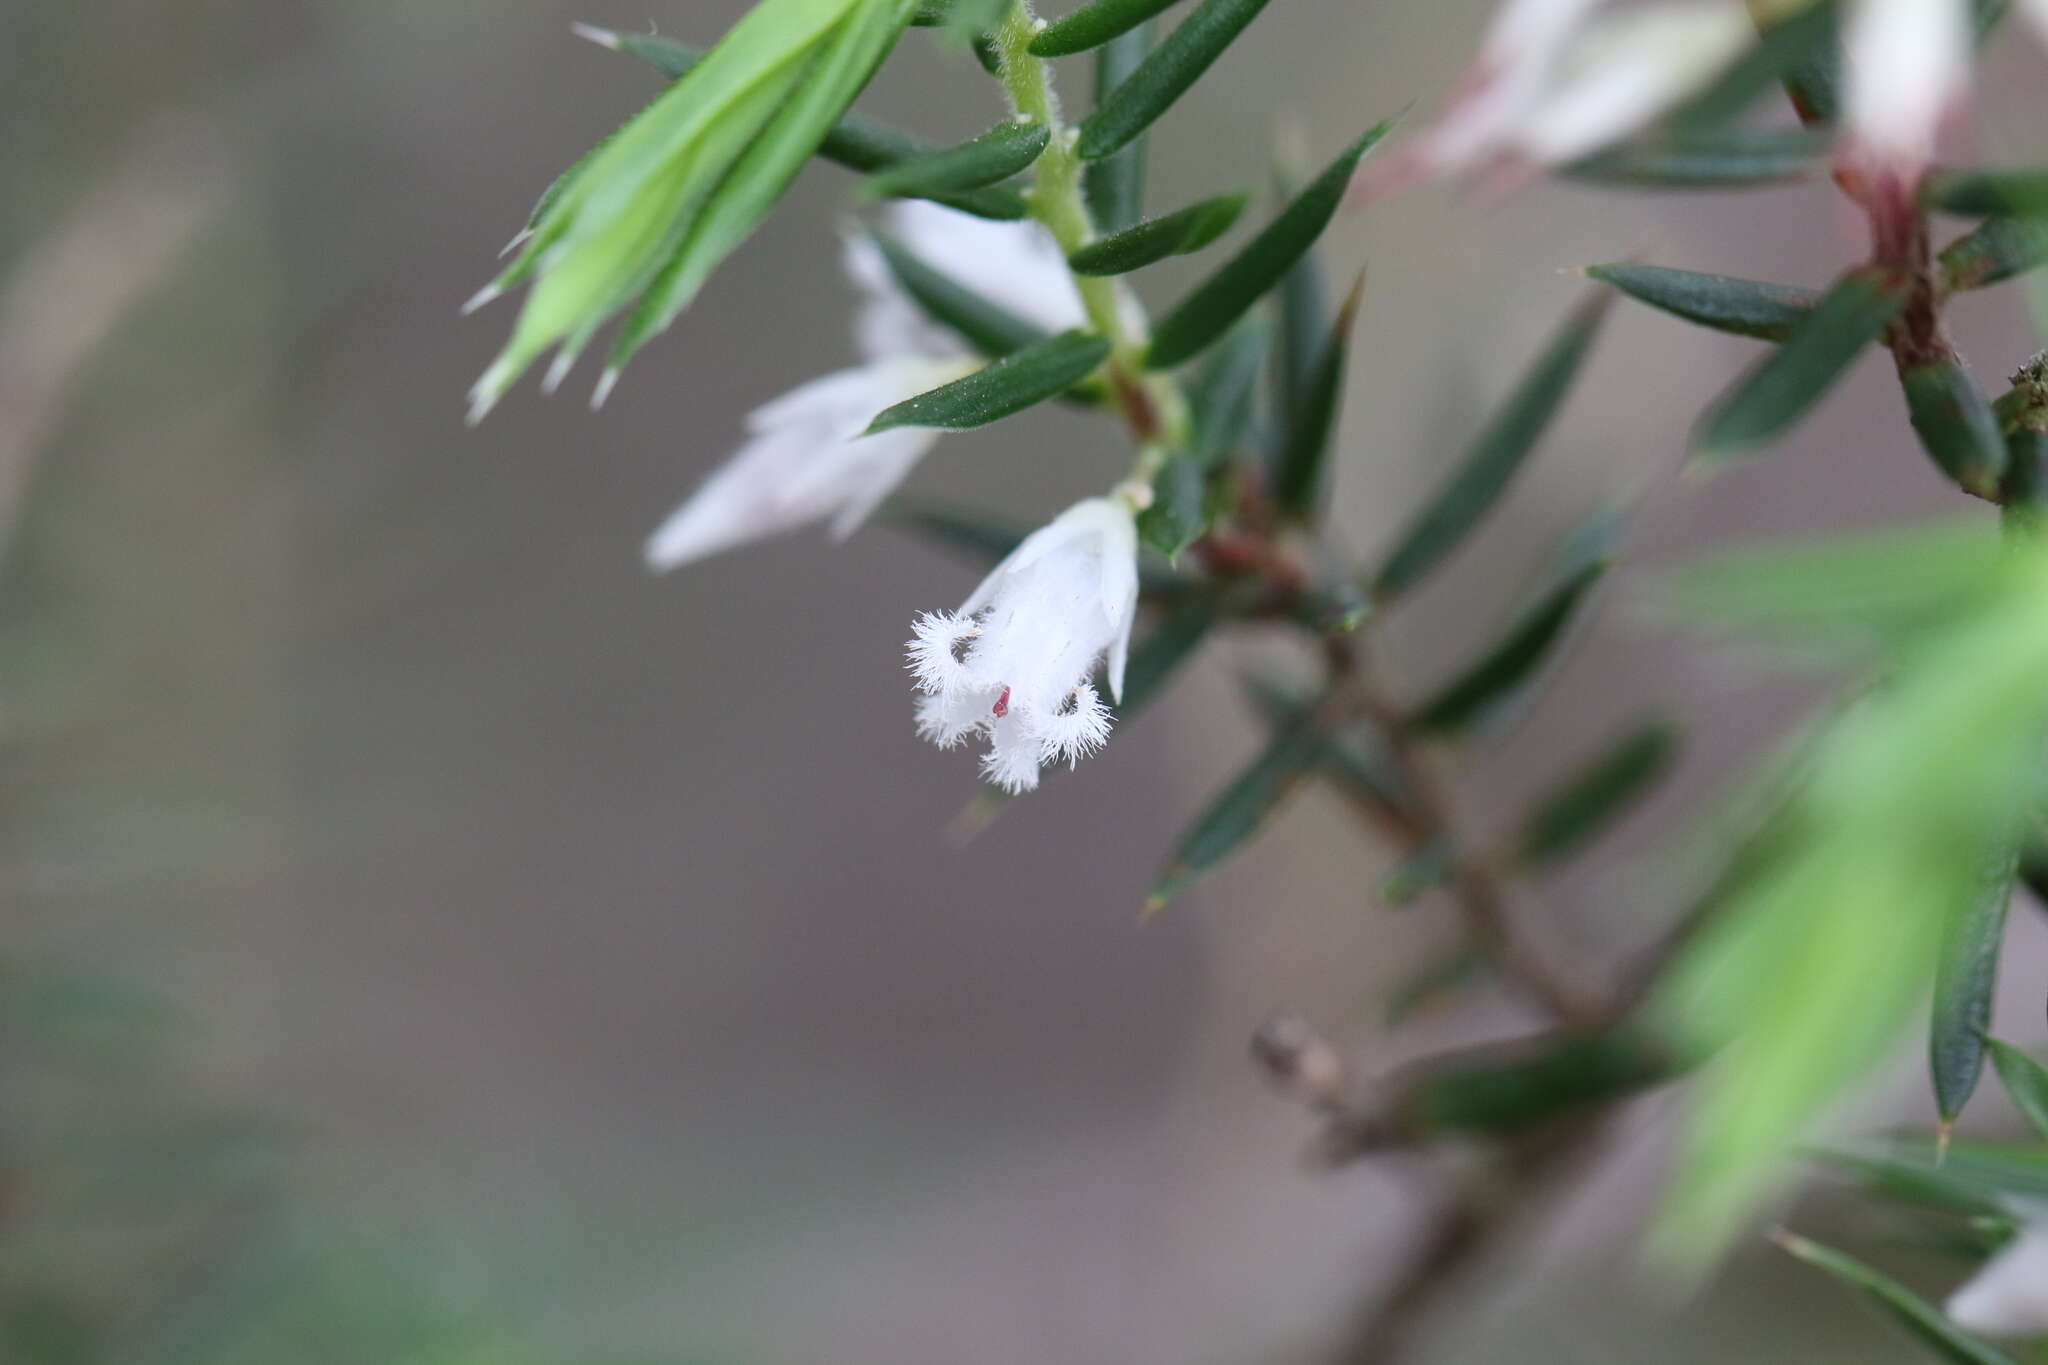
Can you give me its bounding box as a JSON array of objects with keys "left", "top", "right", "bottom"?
[
  {"left": 979, "top": 714, "right": 1045, "bottom": 793},
  {"left": 1032, "top": 685, "right": 1114, "bottom": 767}
]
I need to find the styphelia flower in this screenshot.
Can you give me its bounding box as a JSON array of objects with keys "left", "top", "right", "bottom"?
[
  {"left": 1946, "top": 1218, "right": 2048, "bottom": 1337},
  {"left": 645, "top": 201, "right": 1088, "bottom": 570},
  {"left": 1842, "top": 0, "right": 1969, "bottom": 201},
  {"left": 906, "top": 497, "right": 1139, "bottom": 793},
  {"left": 1353, "top": 0, "right": 1753, "bottom": 198}
]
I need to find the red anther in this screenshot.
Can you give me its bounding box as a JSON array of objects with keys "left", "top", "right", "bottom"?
[{"left": 992, "top": 686, "right": 1011, "bottom": 719}]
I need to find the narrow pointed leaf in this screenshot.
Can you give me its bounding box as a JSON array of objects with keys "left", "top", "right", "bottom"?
[
  {"left": 1810, "top": 1147, "right": 2010, "bottom": 1220},
  {"left": 1137, "top": 454, "right": 1207, "bottom": 557},
  {"left": 1147, "top": 711, "right": 1323, "bottom": 911},
  {"left": 1412, "top": 559, "right": 1607, "bottom": 736},
  {"left": 1925, "top": 167, "right": 2048, "bottom": 218},
  {"left": 1270, "top": 272, "right": 1364, "bottom": 521},
  {"left": 1030, "top": 0, "right": 1188, "bottom": 56},
  {"left": 1941, "top": 216, "right": 2048, "bottom": 291},
  {"left": 1147, "top": 118, "right": 1395, "bottom": 369},
  {"left": 1067, "top": 191, "right": 1247, "bottom": 275},
  {"left": 1564, "top": 126, "right": 1828, "bottom": 189},
  {"left": 1372, "top": 290, "right": 1611, "bottom": 599},
  {"left": 1403, "top": 1030, "right": 1674, "bottom": 1140},
  {"left": 863, "top": 120, "right": 1050, "bottom": 199},
  {"left": 1587, "top": 263, "right": 1818, "bottom": 343},
  {"left": 1272, "top": 166, "right": 1330, "bottom": 416},
  {"left": 1084, "top": 22, "right": 1154, "bottom": 231},
  {"left": 1242, "top": 675, "right": 1414, "bottom": 818},
  {"left": 866, "top": 330, "right": 1111, "bottom": 431},
  {"left": 1667, "top": 1, "right": 1839, "bottom": 130},
  {"left": 1188, "top": 315, "right": 1268, "bottom": 465},
  {"left": 1694, "top": 266, "right": 1908, "bottom": 458},
  {"left": 1075, "top": 0, "right": 1277, "bottom": 161},
  {"left": 1930, "top": 849, "right": 2016, "bottom": 1122},
  {"left": 1773, "top": 1232, "right": 2024, "bottom": 1365},
  {"left": 1516, "top": 723, "right": 1678, "bottom": 869},
  {"left": 869, "top": 231, "right": 1050, "bottom": 358},
  {"left": 595, "top": 28, "right": 1027, "bottom": 219},
  {"left": 1983, "top": 1039, "right": 2048, "bottom": 1140},
  {"left": 1904, "top": 359, "right": 2009, "bottom": 499}
]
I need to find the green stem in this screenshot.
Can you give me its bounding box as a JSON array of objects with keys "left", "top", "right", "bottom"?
[{"left": 991, "top": 1, "right": 1191, "bottom": 480}]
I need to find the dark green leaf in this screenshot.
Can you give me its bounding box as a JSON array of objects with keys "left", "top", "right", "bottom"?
[
  {"left": 863, "top": 120, "right": 1051, "bottom": 199},
  {"left": 1240, "top": 675, "right": 1414, "bottom": 817},
  {"left": 1269, "top": 273, "right": 1365, "bottom": 522},
  {"left": 1941, "top": 217, "right": 2048, "bottom": 291},
  {"left": 1117, "top": 597, "right": 1215, "bottom": 716},
  {"left": 1904, "top": 359, "right": 2010, "bottom": 499},
  {"left": 1372, "top": 290, "right": 1611, "bottom": 599},
  {"left": 1564, "top": 126, "right": 1829, "bottom": 189},
  {"left": 1773, "top": 1232, "right": 2025, "bottom": 1365},
  {"left": 1076, "top": 0, "right": 1278, "bottom": 161},
  {"left": 1405, "top": 1030, "right": 1674, "bottom": 1139},
  {"left": 1667, "top": 1, "right": 1839, "bottom": 130},
  {"left": 1030, "top": 0, "right": 1188, "bottom": 56},
  {"left": 1083, "top": 21, "right": 1154, "bottom": 231},
  {"left": 1411, "top": 559, "right": 1608, "bottom": 736},
  {"left": 592, "top": 28, "right": 1027, "bottom": 220},
  {"left": 1985, "top": 1038, "right": 2048, "bottom": 1141},
  {"left": 1137, "top": 454, "right": 1207, "bottom": 557},
  {"left": 1147, "top": 710, "right": 1323, "bottom": 911},
  {"left": 870, "top": 231, "right": 1050, "bottom": 358},
  {"left": 1930, "top": 848, "right": 2017, "bottom": 1122},
  {"left": 1517, "top": 723, "right": 1678, "bottom": 869},
  {"left": 1147, "top": 118, "right": 1396, "bottom": 369},
  {"left": 1188, "top": 315, "right": 1268, "bottom": 465},
  {"left": 1272, "top": 166, "right": 1331, "bottom": 417},
  {"left": 1587, "top": 262, "right": 1819, "bottom": 343},
  {"left": 1925, "top": 167, "right": 2048, "bottom": 218},
  {"left": 1067, "top": 191, "right": 1248, "bottom": 274},
  {"left": 866, "top": 331, "right": 1112, "bottom": 431},
  {"left": 1809, "top": 1147, "right": 2010, "bottom": 1220},
  {"left": 1694, "top": 266, "right": 1908, "bottom": 459},
  {"left": 1907, "top": 1140, "right": 2048, "bottom": 1204},
  {"left": 911, "top": 1, "right": 953, "bottom": 24}
]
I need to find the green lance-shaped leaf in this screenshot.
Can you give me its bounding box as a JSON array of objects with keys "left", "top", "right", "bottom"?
[
  {"left": 1030, "top": 0, "right": 1189, "bottom": 56},
  {"left": 470, "top": 0, "right": 917, "bottom": 417},
  {"left": 1269, "top": 272, "right": 1365, "bottom": 522},
  {"left": 1404, "top": 1030, "right": 1675, "bottom": 1140},
  {"left": 1372, "top": 289, "right": 1612, "bottom": 600},
  {"left": 861, "top": 120, "right": 1052, "bottom": 199},
  {"left": 1136, "top": 452, "right": 1207, "bottom": 558},
  {"left": 1941, "top": 217, "right": 2048, "bottom": 292},
  {"left": 1116, "top": 597, "right": 1216, "bottom": 718},
  {"left": 1925, "top": 167, "right": 2048, "bottom": 218},
  {"left": 865, "top": 330, "right": 1112, "bottom": 432},
  {"left": 870, "top": 231, "right": 1049, "bottom": 358},
  {"left": 1515, "top": 722, "right": 1679, "bottom": 870},
  {"left": 1586, "top": 263, "right": 1819, "bottom": 343},
  {"left": 1693, "top": 265, "right": 1909, "bottom": 459},
  {"left": 590, "top": 26, "right": 1027, "bottom": 219},
  {"left": 1067, "top": 191, "right": 1248, "bottom": 275},
  {"left": 1564, "top": 126, "right": 1829, "bottom": 190},
  {"left": 1930, "top": 846, "right": 2017, "bottom": 1125},
  {"left": 1075, "top": 0, "right": 1278, "bottom": 161},
  {"left": 612, "top": 0, "right": 916, "bottom": 374},
  {"left": 1272, "top": 169, "right": 1330, "bottom": 420},
  {"left": 1904, "top": 358, "right": 2010, "bottom": 500},
  {"left": 1985, "top": 1038, "right": 2048, "bottom": 1141},
  {"left": 1668, "top": 0, "right": 1839, "bottom": 130},
  {"left": 1411, "top": 558, "right": 1608, "bottom": 736},
  {"left": 1146, "top": 710, "right": 1324, "bottom": 912},
  {"left": 1242, "top": 674, "right": 1416, "bottom": 818},
  {"left": 1147, "top": 118, "right": 1396, "bottom": 370},
  {"left": 1188, "top": 314, "right": 1268, "bottom": 465},
  {"left": 1083, "top": 21, "right": 1154, "bottom": 232},
  {"left": 1772, "top": 1232, "right": 2025, "bottom": 1365},
  {"left": 1810, "top": 1146, "right": 2011, "bottom": 1221}
]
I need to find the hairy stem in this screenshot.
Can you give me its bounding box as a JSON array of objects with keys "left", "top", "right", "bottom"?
[{"left": 991, "top": 1, "right": 1191, "bottom": 477}]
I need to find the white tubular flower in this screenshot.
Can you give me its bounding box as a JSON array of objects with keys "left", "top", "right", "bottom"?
[
  {"left": 1946, "top": 1219, "right": 2048, "bottom": 1337},
  {"left": 1843, "top": 0, "right": 1969, "bottom": 188},
  {"left": 1356, "top": 0, "right": 1752, "bottom": 196},
  {"left": 905, "top": 497, "right": 1139, "bottom": 793},
  {"left": 645, "top": 201, "right": 1084, "bottom": 571}
]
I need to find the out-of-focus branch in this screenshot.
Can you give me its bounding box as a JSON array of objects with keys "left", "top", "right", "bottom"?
[{"left": 0, "top": 117, "right": 227, "bottom": 557}]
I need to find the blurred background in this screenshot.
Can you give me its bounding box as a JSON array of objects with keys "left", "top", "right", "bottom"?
[{"left": 4, "top": 1, "right": 2048, "bottom": 1361}]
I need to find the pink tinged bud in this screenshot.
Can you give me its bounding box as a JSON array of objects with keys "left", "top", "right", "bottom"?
[{"left": 1843, "top": 0, "right": 1970, "bottom": 184}]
